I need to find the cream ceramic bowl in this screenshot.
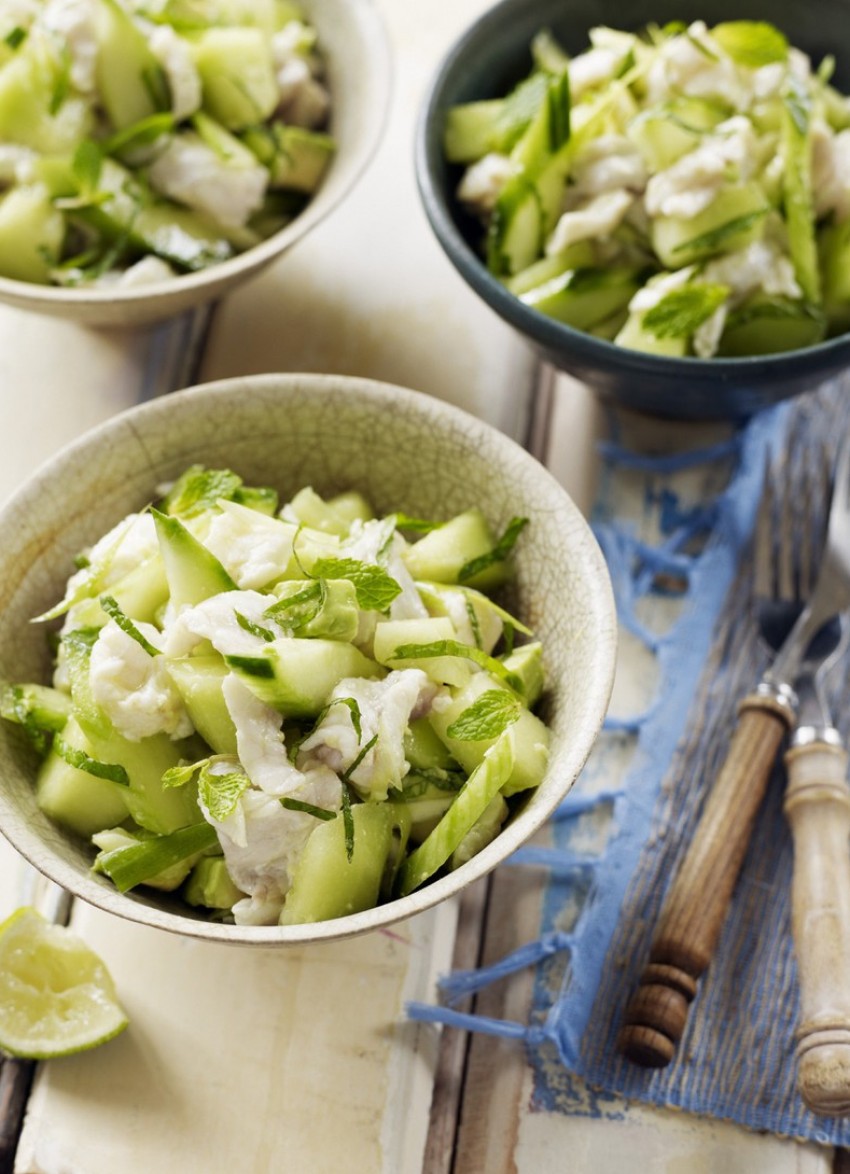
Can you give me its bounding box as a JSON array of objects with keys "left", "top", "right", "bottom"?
[
  {"left": 0, "top": 0, "right": 390, "bottom": 328},
  {"left": 0, "top": 374, "right": 616, "bottom": 944}
]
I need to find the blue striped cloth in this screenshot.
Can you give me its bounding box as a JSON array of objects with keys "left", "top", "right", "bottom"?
[{"left": 410, "top": 376, "right": 850, "bottom": 1146}]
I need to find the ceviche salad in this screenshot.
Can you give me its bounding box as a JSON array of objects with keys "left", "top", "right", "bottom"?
[{"left": 1, "top": 466, "right": 550, "bottom": 926}]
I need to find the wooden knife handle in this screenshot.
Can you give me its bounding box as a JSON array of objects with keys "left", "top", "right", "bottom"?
[
  {"left": 784, "top": 740, "right": 850, "bottom": 1116},
  {"left": 618, "top": 692, "right": 792, "bottom": 1067}
]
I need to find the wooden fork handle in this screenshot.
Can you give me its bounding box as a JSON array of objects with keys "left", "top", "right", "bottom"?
[
  {"left": 784, "top": 740, "right": 850, "bottom": 1115},
  {"left": 618, "top": 691, "right": 793, "bottom": 1068}
]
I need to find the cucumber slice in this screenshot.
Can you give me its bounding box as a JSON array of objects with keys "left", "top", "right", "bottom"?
[
  {"left": 487, "top": 176, "right": 542, "bottom": 277},
  {"left": 183, "top": 857, "right": 244, "bottom": 911},
  {"left": 77, "top": 158, "right": 234, "bottom": 273},
  {"left": 226, "top": 637, "right": 384, "bottom": 718},
  {"left": 402, "top": 509, "right": 508, "bottom": 590},
  {"left": 781, "top": 79, "right": 821, "bottom": 305},
  {"left": 428, "top": 674, "right": 550, "bottom": 797},
  {"left": 626, "top": 107, "right": 702, "bottom": 172},
  {"left": 615, "top": 311, "right": 689, "bottom": 356},
  {"left": 651, "top": 182, "right": 770, "bottom": 268},
  {"left": 36, "top": 718, "right": 131, "bottom": 838},
  {"left": 165, "top": 655, "right": 237, "bottom": 756},
  {"left": 403, "top": 718, "right": 459, "bottom": 772},
  {"left": 192, "top": 27, "right": 278, "bottom": 130},
  {"left": 505, "top": 242, "right": 597, "bottom": 295},
  {"left": 820, "top": 219, "right": 850, "bottom": 333},
  {"left": 0, "top": 46, "right": 94, "bottom": 153},
  {"left": 520, "top": 266, "right": 644, "bottom": 331},
  {"left": 716, "top": 293, "right": 826, "bottom": 355},
  {"left": 373, "top": 617, "right": 472, "bottom": 687},
  {"left": 443, "top": 100, "right": 507, "bottom": 164},
  {"left": 0, "top": 185, "right": 64, "bottom": 282},
  {"left": 94, "top": 0, "right": 164, "bottom": 130},
  {"left": 243, "top": 124, "right": 335, "bottom": 193},
  {"left": 279, "top": 803, "right": 409, "bottom": 925},
  {"left": 501, "top": 641, "right": 545, "bottom": 707},
  {"left": 153, "top": 509, "right": 236, "bottom": 610}
]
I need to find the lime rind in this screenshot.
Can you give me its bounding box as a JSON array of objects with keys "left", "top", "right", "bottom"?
[{"left": 0, "top": 907, "right": 129, "bottom": 1060}]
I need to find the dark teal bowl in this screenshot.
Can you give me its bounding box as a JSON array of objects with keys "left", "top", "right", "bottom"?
[{"left": 416, "top": 0, "right": 850, "bottom": 419}]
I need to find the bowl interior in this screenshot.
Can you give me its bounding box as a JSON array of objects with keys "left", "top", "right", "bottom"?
[
  {"left": 0, "top": 374, "right": 616, "bottom": 944},
  {"left": 417, "top": 0, "right": 850, "bottom": 419},
  {"left": 0, "top": 0, "right": 390, "bottom": 327}
]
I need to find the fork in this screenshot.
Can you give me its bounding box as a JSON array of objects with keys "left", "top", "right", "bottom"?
[{"left": 617, "top": 442, "right": 840, "bottom": 1069}]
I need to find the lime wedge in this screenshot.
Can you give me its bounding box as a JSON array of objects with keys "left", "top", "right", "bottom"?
[{"left": 0, "top": 907, "right": 128, "bottom": 1060}]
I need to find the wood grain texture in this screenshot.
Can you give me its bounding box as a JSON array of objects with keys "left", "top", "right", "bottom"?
[
  {"left": 784, "top": 742, "right": 850, "bottom": 1116},
  {"left": 619, "top": 693, "right": 792, "bottom": 1067}
]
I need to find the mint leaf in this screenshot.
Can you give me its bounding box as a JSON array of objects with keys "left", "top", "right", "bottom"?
[
  {"left": 311, "top": 558, "right": 402, "bottom": 612},
  {"left": 264, "top": 580, "right": 325, "bottom": 631},
  {"left": 279, "top": 797, "right": 337, "bottom": 821},
  {"left": 712, "top": 21, "right": 788, "bottom": 67},
  {"left": 160, "top": 465, "right": 244, "bottom": 518},
  {"left": 340, "top": 781, "right": 354, "bottom": 861},
  {"left": 393, "top": 514, "right": 443, "bottom": 534},
  {"left": 162, "top": 758, "right": 210, "bottom": 789},
  {"left": 4, "top": 26, "right": 26, "bottom": 49},
  {"left": 54, "top": 737, "right": 129, "bottom": 786},
  {"left": 234, "top": 611, "right": 275, "bottom": 643},
  {"left": 198, "top": 763, "right": 250, "bottom": 822},
  {"left": 642, "top": 283, "right": 730, "bottom": 338},
  {"left": 389, "top": 639, "right": 522, "bottom": 691},
  {"left": 446, "top": 690, "right": 522, "bottom": 741},
  {"left": 401, "top": 768, "right": 465, "bottom": 798},
  {"left": 457, "top": 517, "right": 528, "bottom": 583},
  {"left": 100, "top": 595, "right": 161, "bottom": 656}
]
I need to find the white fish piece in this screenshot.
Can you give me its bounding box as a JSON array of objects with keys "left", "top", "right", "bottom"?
[
  {"left": 457, "top": 153, "right": 518, "bottom": 214},
  {"left": 202, "top": 500, "right": 298, "bottom": 590},
  {"left": 701, "top": 239, "right": 802, "bottom": 302},
  {"left": 203, "top": 767, "right": 341, "bottom": 926},
  {"left": 298, "top": 669, "right": 440, "bottom": 801},
  {"left": 0, "top": 144, "right": 37, "bottom": 186},
  {"left": 643, "top": 116, "right": 757, "bottom": 219},
  {"left": 148, "top": 22, "right": 202, "bottom": 121},
  {"left": 692, "top": 302, "right": 728, "bottom": 359},
  {"left": 568, "top": 45, "right": 627, "bottom": 100},
  {"left": 646, "top": 21, "right": 750, "bottom": 109},
  {"left": 163, "top": 589, "right": 273, "bottom": 658},
  {"left": 812, "top": 123, "right": 850, "bottom": 223},
  {"left": 148, "top": 133, "right": 268, "bottom": 230},
  {"left": 342, "top": 519, "right": 428, "bottom": 622},
  {"left": 42, "top": 0, "right": 98, "bottom": 92},
  {"left": 57, "top": 512, "right": 159, "bottom": 638},
  {"left": 274, "top": 55, "right": 330, "bottom": 129},
  {"left": 94, "top": 255, "right": 176, "bottom": 287},
  {"left": 89, "top": 619, "right": 193, "bottom": 742},
  {"left": 546, "top": 188, "right": 634, "bottom": 254},
  {"left": 568, "top": 135, "right": 648, "bottom": 199},
  {"left": 628, "top": 265, "right": 697, "bottom": 313}
]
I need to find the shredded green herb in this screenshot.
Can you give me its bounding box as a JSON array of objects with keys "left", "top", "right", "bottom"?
[
  {"left": 457, "top": 517, "right": 528, "bottom": 582},
  {"left": 100, "top": 595, "right": 161, "bottom": 656},
  {"left": 279, "top": 797, "right": 338, "bottom": 821},
  {"left": 54, "top": 737, "right": 129, "bottom": 786}
]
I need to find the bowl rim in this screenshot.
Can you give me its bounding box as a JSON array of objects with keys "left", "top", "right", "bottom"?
[
  {"left": 0, "top": 371, "right": 617, "bottom": 945},
  {"left": 0, "top": 0, "right": 392, "bottom": 312},
  {"left": 414, "top": 0, "right": 850, "bottom": 385}
]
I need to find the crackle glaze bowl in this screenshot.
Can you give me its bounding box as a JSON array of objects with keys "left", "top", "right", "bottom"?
[
  {"left": 416, "top": 0, "right": 850, "bottom": 419},
  {"left": 0, "top": 0, "right": 389, "bottom": 328},
  {"left": 0, "top": 373, "right": 616, "bottom": 945}
]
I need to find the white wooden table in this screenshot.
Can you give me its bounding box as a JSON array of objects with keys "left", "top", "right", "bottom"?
[{"left": 0, "top": 1, "right": 843, "bottom": 1171}]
